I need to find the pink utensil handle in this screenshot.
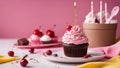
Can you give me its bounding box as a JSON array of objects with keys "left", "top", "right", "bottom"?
[{"left": 106, "top": 6, "right": 119, "bottom": 24}]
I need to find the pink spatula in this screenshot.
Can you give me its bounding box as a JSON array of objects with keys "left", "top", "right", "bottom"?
[{"left": 106, "top": 6, "right": 119, "bottom": 24}]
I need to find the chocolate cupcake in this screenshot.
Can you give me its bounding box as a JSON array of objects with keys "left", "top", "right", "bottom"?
[
  {"left": 63, "top": 43, "right": 88, "bottom": 57},
  {"left": 62, "top": 25, "right": 89, "bottom": 57},
  {"left": 40, "top": 35, "right": 52, "bottom": 44},
  {"left": 17, "top": 38, "right": 29, "bottom": 45}
]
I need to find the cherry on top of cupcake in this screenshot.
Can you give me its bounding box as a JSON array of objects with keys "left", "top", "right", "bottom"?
[
  {"left": 66, "top": 25, "right": 72, "bottom": 31},
  {"left": 46, "top": 30, "right": 54, "bottom": 38},
  {"left": 33, "top": 26, "right": 43, "bottom": 37},
  {"left": 46, "top": 25, "right": 56, "bottom": 38},
  {"left": 62, "top": 25, "right": 88, "bottom": 45}
]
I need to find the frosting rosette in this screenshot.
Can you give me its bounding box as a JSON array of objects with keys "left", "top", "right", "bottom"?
[
  {"left": 28, "top": 34, "right": 40, "bottom": 42},
  {"left": 40, "top": 35, "right": 52, "bottom": 42},
  {"left": 62, "top": 25, "right": 88, "bottom": 45}
]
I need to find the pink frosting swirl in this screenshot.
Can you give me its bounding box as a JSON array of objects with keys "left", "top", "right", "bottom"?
[
  {"left": 28, "top": 34, "right": 40, "bottom": 44},
  {"left": 62, "top": 25, "right": 88, "bottom": 45}
]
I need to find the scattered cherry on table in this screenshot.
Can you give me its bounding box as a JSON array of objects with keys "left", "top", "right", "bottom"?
[
  {"left": 29, "top": 48, "right": 34, "bottom": 53},
  {"left": 83, "top": 54, "right": 91, "bottom": 58},
  {"left": 8, "top": 51, "right": 14, "bottom": 57},
  {"left": 46, "top": 50, "right": 52, "bottom": 55},
  {"left": 20, "top": 55, "right": 28, "bottom": 67},
  {"left": 53, "top": 54, "right": 58, "bottom": 57}
]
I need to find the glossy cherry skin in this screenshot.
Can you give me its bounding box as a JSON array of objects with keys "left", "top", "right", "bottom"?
[
  {"left": 8, "top": 51, "right": 14, "bottom": 57},
  {"left": 46, "top": 50, "right": 52, "bottom": 55},
  {"left": 33, "top": 29, "right": 43, "bottom": 37},
  {"left": 29, "top": 48, "right": 34, "bottom": 53},
  {"left": 83, "top": 54, "right": 91, "bottom": 58},
  {"left": 20, "top": 55, "right": 28, "bottom": 67},
  {"left": 46, "top": 30, "right": 55, "bottom": 37},
  {"left": 20, "top": 59, "right": 28, "bottom": 67},
  {"left": 66, "top": 25, "right": 72, "bottom": 31},
  {"left": 53, "top": 54, "right": 58, "bottom": 57}
]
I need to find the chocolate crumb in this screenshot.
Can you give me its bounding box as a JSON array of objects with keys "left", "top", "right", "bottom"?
[
  {"left": 29, "top": 58, "right": 33, "bottom": 60},
  {"left": 15, "top": 60, "right": 19, "bottom": 63}
]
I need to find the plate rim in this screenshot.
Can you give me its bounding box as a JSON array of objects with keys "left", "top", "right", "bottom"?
[
  {"left": 14, "top": 42, "right": 62, "bottom": 49},
  {"left": 42, "top": 50, "right": 105, "bottom": 63}
]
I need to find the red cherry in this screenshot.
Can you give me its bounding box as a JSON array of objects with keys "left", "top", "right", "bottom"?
[
  {"left": 8, "top": 51, "right": 14, "bottom": 57},
  {"left": 20, "top": 55, "right": 28, "bottom": 67},
  {"left": 104, "top": 56, "right": 111, "bottom": 59},
  {"left": 29, "top": 48, "right": 34, "bottom": 53},
  {"left": 66, "top": 25, "right": 72, "bottom": 31},
  {"left": 46, "top": 50, "right": 52, "bottom": 55},
  {"left": 83, "top": 54, "right": 91, "bottom": 58},
  {"left": 20, "top": 59, "right": 28, "bottom": 67},
  {"left": 53, "top": 54, "right": 58, "bottom": 57},
  {"left": 46, "top": 30, "right": 51, "bottom": 34},
  {"left": 33, "top": 29, "right": 43, "bottom": 37},
  {"left": 46, "top": 30, "right": 55, "bottom": 37}
]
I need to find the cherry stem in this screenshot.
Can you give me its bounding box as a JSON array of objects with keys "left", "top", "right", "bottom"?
[
  {"left": 66, "top": 22, "right": 68, "bottom": 25},
  {"left": 22, "top": 55, "right": 28, "bottom": 60},
  {"left": 66, "top": 22, "right": 72, "bottom": 26},
  {"left": 53, "top": 24, "right": 56, "bottom": 31},
  {"left": 39, "top": 26, "right": 41, "bottom": 30}
]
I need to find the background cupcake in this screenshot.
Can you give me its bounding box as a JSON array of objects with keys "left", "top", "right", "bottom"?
[
  {"left": 17, "top": 38, "right": 29, "bottom": 45},
  {"left": 62, "top": 25, "right": 88, "bottom": 57},
  {"left": 40, "top": 35, "right": 52, "bottom": 44}
]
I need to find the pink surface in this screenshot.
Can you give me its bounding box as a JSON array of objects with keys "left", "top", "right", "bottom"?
[
  {"left": 89, "top": 41, "right": 120, "bottom": 57},
  {"left": 0, "top": 0, "right": 120, "bottom": 38}
]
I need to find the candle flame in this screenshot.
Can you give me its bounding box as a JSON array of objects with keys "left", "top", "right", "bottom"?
[{"left": 74, "top": 1, "right": 76, "bottom": 7}]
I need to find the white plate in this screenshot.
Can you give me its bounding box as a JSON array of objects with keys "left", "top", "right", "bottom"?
[{"left": 42, "top": 50, "right": 105, "bottom": 63}]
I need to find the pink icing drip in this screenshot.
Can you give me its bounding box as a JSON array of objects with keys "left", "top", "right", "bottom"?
[{"left": 62, "top": 25, "right": 88, "bottom": 45}]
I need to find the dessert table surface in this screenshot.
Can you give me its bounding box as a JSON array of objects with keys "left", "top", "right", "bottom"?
[{"left": 0, "top": 39, "right": 76, "bottom": 68}]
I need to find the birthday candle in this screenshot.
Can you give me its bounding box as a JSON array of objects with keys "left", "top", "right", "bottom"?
[
  {"left": 74, "top": 1, "right": 77, "bottom": 24},
  {"left": 105, "top": 3, "right": 107, "bottom": 24},
  {"left": 91, "top": 1, "right": 94, "bottom": 17},
  {"left": 100, "top": 1, "right": 102, "bottom": 24},
  {"left": 74, "top": 1, "right": 76, "bottom": 7}
]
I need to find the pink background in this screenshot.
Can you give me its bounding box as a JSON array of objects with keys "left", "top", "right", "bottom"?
[{"left": 0, "top": 0, "right": 120, "bottom": 38}]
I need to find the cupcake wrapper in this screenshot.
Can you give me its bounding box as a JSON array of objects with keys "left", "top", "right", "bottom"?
[
  {"left": 41, "top": 41, "right": 52, "bottom": 44},
  {"left": 63, "top": 43, "right": 88, "bottom": 57}
]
